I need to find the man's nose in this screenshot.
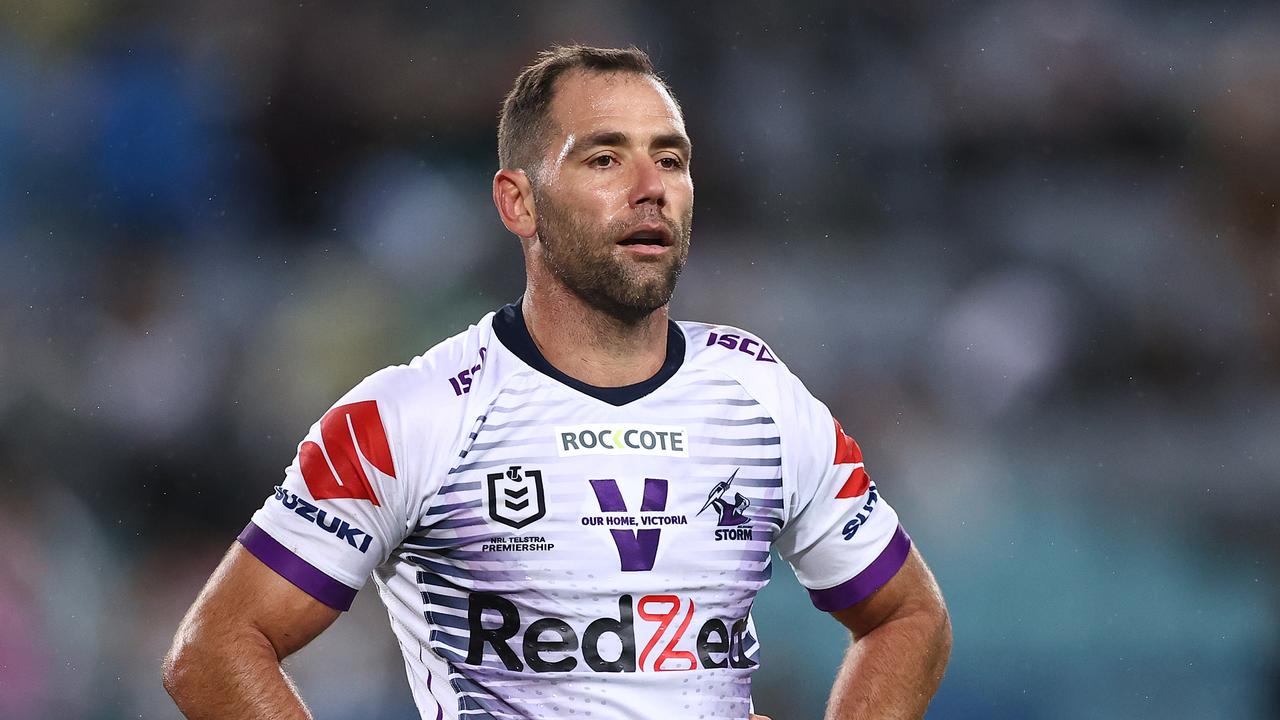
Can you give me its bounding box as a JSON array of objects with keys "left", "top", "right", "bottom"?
[{"left": 628, "top": 158, "right": 666, "bottom": 208}]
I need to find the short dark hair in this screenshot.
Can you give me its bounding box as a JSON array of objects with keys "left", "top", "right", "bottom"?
[{"left": 498, "top": 45, "right": 677, "bottom": 180}]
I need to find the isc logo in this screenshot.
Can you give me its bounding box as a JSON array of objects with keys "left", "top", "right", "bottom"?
[
  {"left": 705, "top": 331, "right": 778, "bottom": 363},
  {"left": 298, "top": 400, "right": 395, "bottom": 505}
]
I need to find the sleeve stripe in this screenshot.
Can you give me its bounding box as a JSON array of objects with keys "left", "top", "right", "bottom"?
[
  {"left": 806, "top": 525, "right": 912, "bottom": 612},
  {"left": 237, "top": 522, "right": 359, "bottom": 611}
]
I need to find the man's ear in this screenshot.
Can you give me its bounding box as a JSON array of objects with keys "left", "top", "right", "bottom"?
[{"left": 493, "top": 169, "right": 538, "bottom": 239}]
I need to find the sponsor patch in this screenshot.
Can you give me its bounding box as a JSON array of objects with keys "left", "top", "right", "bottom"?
[
  {"left": 272, "top": 486, "right": 374, "bottom": 553},
  {"left": 556, "top": 424, "right": 688, "bottom": 457},
  {"left": 466, "top": 591, "right": 756, "bottom": 673},
  {"left": 841, "top": 482, "right": 880, "bottom": 540},
  {"left": 299, "top": 400, "right": 392, "bottom": 505},
  {"left": 832, "top": 418, "right": 871, "bottom": 499}
]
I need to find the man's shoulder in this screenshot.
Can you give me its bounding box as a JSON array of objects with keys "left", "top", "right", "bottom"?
[
  {"left": 345, "top": 312, "right": 497, "bottom": 413},
  {"left": 677, "top": 318, "right": 836, "bottom": 467},
  {"left": 679, "top": 319, "right": 787, "bottom": 369},
  {"left": 677, "top": 319, "right": 805, "bottom": 395}
]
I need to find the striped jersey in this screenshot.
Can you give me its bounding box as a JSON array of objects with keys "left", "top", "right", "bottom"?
[{"left": 241, "top": 303, "right": 910, "bottom": 719}]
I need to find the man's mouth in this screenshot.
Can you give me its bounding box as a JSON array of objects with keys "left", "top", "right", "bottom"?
[{"left": 617, "top": 224, "right": 674, "bottom": 248}]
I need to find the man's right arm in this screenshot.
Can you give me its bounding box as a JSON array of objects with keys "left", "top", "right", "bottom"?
[{"left": 162, "top": 543, "right": 341, "bottom": 720}]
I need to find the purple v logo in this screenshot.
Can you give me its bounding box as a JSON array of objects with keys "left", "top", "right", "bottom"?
[{"left": 589, "top": 478, "right": 668, "bottom": 572}]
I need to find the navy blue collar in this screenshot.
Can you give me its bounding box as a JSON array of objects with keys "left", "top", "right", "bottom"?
[{"left": 491, "top": 302, "right": 686, "bottom": 406}]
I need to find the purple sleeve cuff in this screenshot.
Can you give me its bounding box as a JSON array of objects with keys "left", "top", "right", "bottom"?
[
  {"left": 807, "top": 524, "right": 912, "bottom": 612},
  {"left": 237, "top": 522, "right": 359, "bottom": 611}
]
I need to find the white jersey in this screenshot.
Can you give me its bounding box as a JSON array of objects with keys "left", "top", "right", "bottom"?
[{"left": 242, "top": 303, "right": 910, "bottom": 720}]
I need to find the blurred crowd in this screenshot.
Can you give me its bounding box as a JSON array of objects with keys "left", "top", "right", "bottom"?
[{"left": 1, "top": 2, "right": 1277, "bottom": 718}]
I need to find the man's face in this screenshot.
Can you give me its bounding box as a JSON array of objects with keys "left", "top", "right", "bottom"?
[{"left": 531, "top": 70, "right": 693, "bottom": 324}]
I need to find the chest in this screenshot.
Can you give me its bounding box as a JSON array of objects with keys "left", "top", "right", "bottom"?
[{"left": 408, "top": 392, "right": 786, "bottom": 603}]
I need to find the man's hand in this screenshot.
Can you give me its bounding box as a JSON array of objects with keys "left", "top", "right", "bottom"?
[
  {"left": 824, "top": 546, "right": 951, "bottom": 719},
  {"left": 163, "top": 543, "right": 341, "bottom": 719}
]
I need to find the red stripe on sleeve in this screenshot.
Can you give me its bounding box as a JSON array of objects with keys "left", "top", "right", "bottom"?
[{"left": 833, "top": 418, "right": 871, "bottom": 498}]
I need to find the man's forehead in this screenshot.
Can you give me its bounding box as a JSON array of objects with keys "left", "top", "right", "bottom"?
[{"left": 549, "top": 70, "right": 685, "bottom": 134}]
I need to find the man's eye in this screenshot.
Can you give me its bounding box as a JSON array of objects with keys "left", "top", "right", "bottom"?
[
  {"left": 657, "top": 157, "right": 684, "bottom": 169},
  {"left": 590, "top": 155, "right": 617, "bottom": 168}
]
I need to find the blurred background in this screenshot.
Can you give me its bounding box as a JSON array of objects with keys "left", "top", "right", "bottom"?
[{"left": 1, "top": 1, "right": 1277, "bottom": 718}]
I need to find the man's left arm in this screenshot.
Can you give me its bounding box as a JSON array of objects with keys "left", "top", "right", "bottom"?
[{"left": 825, "top": 545, "right": 951, "bottom": 719}]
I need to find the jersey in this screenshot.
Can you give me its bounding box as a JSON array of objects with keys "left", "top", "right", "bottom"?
[{"left": 241, "top": 303, "right": 911, "bottom": 720}]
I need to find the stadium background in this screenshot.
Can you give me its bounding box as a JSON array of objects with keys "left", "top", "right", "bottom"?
[{"left": 2, "top": 1, "right": 1277, "bottom": 718}]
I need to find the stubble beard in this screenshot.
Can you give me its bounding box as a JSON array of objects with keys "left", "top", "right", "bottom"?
[{"left": 533, "top": 190, "right": 692, "bottom": 325}]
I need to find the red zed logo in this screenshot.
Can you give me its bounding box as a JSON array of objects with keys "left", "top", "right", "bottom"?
[
  {"left": 833, "top": 418, "right": 871, "bottom": 499},
  {"left": 298, "top": 400, "right": 394, "bottom": 505},
  {"left": 637, "top": 595, "right": 698, "bottom": 672}
]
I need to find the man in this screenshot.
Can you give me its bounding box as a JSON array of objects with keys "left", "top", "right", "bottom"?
[{"left": 163, "top": 45, "right": 951, "bottom": 719}]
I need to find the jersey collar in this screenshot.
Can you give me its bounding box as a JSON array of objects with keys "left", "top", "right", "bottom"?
[{"left": 491, "top": 301, "right": 686, "bottom": 406}]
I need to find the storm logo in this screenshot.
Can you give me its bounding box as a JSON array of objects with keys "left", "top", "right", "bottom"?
[{"left": 699, "top": 469, "right": 753, "bottom": 541}]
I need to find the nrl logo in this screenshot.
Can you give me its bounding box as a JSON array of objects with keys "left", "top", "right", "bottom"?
[{"left": 487, "top": 466, "right": 546, "bottom": 529}]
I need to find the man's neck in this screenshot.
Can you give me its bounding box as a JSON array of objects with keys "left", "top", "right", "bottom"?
[{"left": 521, "top": 286, "right": 670, "bottom": 388}]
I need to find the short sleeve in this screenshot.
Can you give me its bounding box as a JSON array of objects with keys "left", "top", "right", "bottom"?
[
  {"left": 240, "top": 370, "right": 420, "bottom": 611},
  {"left": 772, "top": 382, "right": 911, "bottom": 613}
]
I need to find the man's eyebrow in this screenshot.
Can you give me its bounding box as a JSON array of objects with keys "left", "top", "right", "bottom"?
[
  {"left": 569, "top": 130, "right": 692, "bottom": 157},
  {"left": 572, "top": 130, "right": 628, "bottom": 153},
  {"left": 651, "top": 132, "right": 692, "bottom": 157}
]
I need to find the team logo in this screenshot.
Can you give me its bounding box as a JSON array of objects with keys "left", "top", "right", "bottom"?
[
  {"left": 487, "top": 466, "right": 546, "bottom": 529},
  {"left": 556, "top": 424, "right": 688, "bottom": 457},
  {"left": 699, "top": 469, "right": 754, "bottom": 541},
  {"left": 699, "top": 469, "right": 751, "bottom": 526}
]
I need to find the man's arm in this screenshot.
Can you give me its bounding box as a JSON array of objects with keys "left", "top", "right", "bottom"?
[
  {"left": 162, "top": 543, "right": 342, "bottom": 720},
  {"left": 825, "top": 546, "right": 952, "bottom": 720}
]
